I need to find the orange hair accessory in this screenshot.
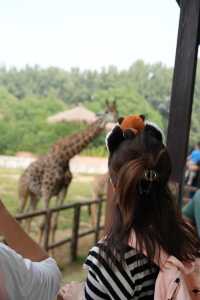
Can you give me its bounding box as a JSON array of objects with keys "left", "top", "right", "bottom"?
[{"left": 119, "top": 114, "right": 145, "bottom": 135}]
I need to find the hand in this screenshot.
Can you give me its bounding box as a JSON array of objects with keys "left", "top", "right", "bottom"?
[{"left": 58, "top": 282, "right": 84, "bottom": 300}]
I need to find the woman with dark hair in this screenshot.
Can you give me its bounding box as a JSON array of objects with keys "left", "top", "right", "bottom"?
[{"left": 58, "top": 116, "right": 200, "bottom": 300}]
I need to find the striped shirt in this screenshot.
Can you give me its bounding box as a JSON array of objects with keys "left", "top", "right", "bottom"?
[{"left": 84, "top": 242, "right": 159, "bottom": 300}]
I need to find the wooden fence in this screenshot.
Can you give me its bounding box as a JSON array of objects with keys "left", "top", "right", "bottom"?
[
  {"left": 14, "top": 185, "right": 196, "bottom": 263},
  {"left": 15, "top": 199, "right": 105, "bottom": 262}
]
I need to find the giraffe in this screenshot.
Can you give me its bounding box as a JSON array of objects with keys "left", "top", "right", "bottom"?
[
  {"left": 18, "top": 100, "right": 118, "bottom": 245},
  {"left": 90, "top": 172, "right": 108, "bottom": 227}
]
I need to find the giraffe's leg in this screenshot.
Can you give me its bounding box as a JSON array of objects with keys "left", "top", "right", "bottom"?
[
  {"left": 38, "top": 196, "right": 50, "bottom": 246},
  {"left": 25, "top": 200, "right": 31, "bottom": 213},
  {"left": 26, "top": 195, "right": 39, "bottom": 233},
  {"left": 89, "top": 174, "right": 108, "bottom": 228},
  {"left": 51, "top": 187, "right": 67, "bottom": 246},
  {"left": 51, "top": 171, "right": 72, "bottom": 245},
  {"left": 22, "top": 198, "right": 33, "bottom": 230},
  {"left": 18, "top": 192, "right": 30, "bottom": 229},
  {"left": 18, "top": 192, "right": 29, "bottom": 214}
]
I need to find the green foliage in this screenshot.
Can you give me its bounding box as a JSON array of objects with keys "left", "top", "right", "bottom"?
[
  {"left": 85, "top": 86, "right": 163, "bottom": 127},
  {"left": 0, "top": 92, "right": 85, "bottom": 155},
  {"left": 0, "top": 60, "right": 200, "bottom": 155}
]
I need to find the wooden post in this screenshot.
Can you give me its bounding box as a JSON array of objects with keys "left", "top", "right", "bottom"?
[
  {"left": 167, "top": 0, "right": 200, "bottom": 205},
  {"left": 105, "top": 181, "right": 115, "bottom": 234},
  {"left": 95, "top": 200, "right": 102, "bottom": 243},
  {"left": 70, "top": 204, "right": 81, "bottom": 262}
]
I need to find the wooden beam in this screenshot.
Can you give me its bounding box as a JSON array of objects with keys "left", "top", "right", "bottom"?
[
  {"left": 176, "top": 0, "right": 200, "bottom": 45},
  {"left": 70, "top": 204, "right": 80, "bottom": 262},
  {"left": 167, "top": 0, "right": 200, "bottom": 189}
]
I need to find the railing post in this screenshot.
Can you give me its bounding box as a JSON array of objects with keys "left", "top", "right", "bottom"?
[
  {"left": 44, "top": 210, "right": 52, "bottom": 251},
  {"left": 95, "top": 200, "right": 102, "bottom": 244},
  {"left": 70, "top": 203, "right": 81, "bottom": 262},
  {"left": 167, "top": 0, "right": 200, "bottom": 207}
]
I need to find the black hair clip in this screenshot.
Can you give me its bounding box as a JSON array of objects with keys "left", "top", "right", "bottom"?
[
  {"left": 143, "top": 170, "right": 159, "bottom": 182},
  {"left": 138, "top": 169, "right": 159, "bottom": 196},
  {"left": 106, "top": 125, "right": 124, "bottom": 155}
]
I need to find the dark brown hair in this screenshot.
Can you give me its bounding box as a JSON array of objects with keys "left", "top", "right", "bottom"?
[{"left": 105, "top": 127, "right": 200, "bottom": 264}]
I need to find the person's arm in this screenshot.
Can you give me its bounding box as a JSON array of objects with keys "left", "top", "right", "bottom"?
[
  {"left": 0, "top": 199, "right": 61, "bottom": 299},
  {"left": 189, "top": 164, "right": 200, "bottom": 171},
  {"left": 0, "top": 243, "right": 61, "bottom": 300},
  {"left": 0, "top": 199, "right": 47, "bottom": 261}
]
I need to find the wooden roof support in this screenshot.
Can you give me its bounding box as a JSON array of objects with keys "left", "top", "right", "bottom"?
[{"left": 167, "top": 0, "right": 200, "bottom": 205}]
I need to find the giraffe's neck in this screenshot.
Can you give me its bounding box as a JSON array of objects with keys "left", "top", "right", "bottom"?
[{"left": 51, "top": 117, "right": 106, "bottom": 162}]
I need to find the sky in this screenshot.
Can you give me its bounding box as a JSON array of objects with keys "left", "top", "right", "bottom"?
[{"left": 0, "top": 0, "right": 180, "bottom": 70}]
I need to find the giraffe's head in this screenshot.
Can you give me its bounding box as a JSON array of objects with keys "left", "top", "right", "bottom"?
[{"left": 103, "top": 99, "right": 119, "bottom": 123}]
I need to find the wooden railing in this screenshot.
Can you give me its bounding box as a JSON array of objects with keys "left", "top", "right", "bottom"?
[{"left": 15, "top": 199, "right": 105, "bottom": 262}]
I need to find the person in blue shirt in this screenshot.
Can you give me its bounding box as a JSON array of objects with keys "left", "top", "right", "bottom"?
[
  {"left": 185, "top": 142, "right": 200, "bottom": 186},
  {"left": 188, "top": 142, "right": 200, "bottom": 163}
]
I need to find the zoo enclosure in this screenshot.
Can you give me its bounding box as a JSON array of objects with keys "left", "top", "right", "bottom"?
[{"left": 15, "top": 198, "right": 105, "bottom": 262}]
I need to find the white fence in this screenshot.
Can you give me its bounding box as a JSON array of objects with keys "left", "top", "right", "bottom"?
[{"left": 0, "top": 155, "right": 108, "bottom": 174}]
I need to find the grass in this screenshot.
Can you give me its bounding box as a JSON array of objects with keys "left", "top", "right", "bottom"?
[
  {"left": 0, "top": 167, "right": 106, "bottom": 283},
  {"left": 0, "top": 168, "right": 22, "bottom": 213},
  {"left": 0, "top": 168, "right": 94, "bottom": 214},
  {"left": 61, "top": 257, "right": 86, "bottom": 282}
]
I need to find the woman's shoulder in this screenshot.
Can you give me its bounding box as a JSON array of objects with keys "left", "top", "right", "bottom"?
[
  {"left": 87, "top": 240, "right": 147, "bottom": 256},
  {"left": 84, "top": 240, "right": 150, "bottom": 270},
  {"left": 83, "top": 241, "right": 105, "bottom": 268},
  {"left": 84, "top": 241, "right": 158, "bottom": 296}
]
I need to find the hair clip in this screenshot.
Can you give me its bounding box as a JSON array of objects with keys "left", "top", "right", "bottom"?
[
  {"left": 143, "top": 169, "right": 159, "bottom": 182},
  {"left": 138, "top": 170, "right": 158, "bottom": 196}
]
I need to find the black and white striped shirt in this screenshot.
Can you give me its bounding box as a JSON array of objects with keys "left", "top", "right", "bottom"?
[{"left": 84, "top": 242, "right": 159, "bottom": 300}]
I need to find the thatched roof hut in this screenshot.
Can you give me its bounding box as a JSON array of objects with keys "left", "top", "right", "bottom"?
[
  {"left": 47, "top": 105, "right": 97, "bottom": 124},
  {"left": 47, "top": 104, "right": 115, "bottom": 132}
]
